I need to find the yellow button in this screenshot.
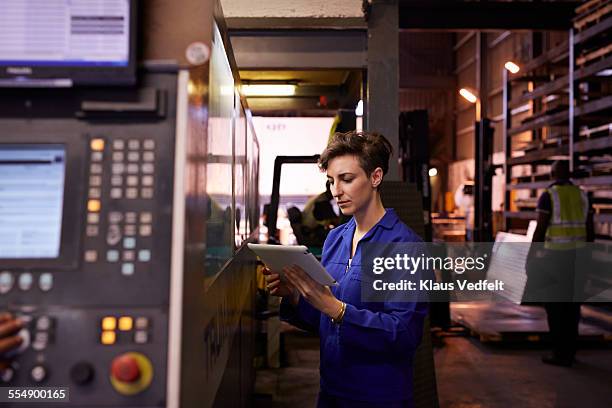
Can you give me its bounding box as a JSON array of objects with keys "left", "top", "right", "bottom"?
[
  {"left": 88, "top": 200, "right": 101, "bottom": 212},
  {"left": 91, "top": 139, "right": 105, "bottom": 151},
  {"left": 102, "top": 317, "right": 116, "bottom": 331},
  {"left": 101, "top": 331, "right": 116, "bottom": 345},
  {"left": 118, "top": 316, "right": 133, "bottom": 331}
]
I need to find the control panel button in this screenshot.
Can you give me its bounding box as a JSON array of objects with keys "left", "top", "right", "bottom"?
[
  {"left": 71, "top": 362, "right": 95, "bottom": 386},
  {"left": 143, "top": 139, "right": 155, "bottom": 150},
  {"left": 118, "top": 317, "right": 133, "bottom": 331},
  {"left": 107, "top": 225, "right": 122, "bottom": 246},
  {"left": 109, "top": 352, "right": 153, "bottom": 396},
  {"left": 143, "top": 151, "right": 155, "bottom": 162},
  {"left": 102, "top": 317, "right": 117, "bottom": 331},
  {"left": 88, "top": 187, "right": 101, "bottom": 199},
  {"left": 39, "top": 273, "right": 53, "bottom": 292},
  {"left": 121, "top": 263, "right": 135, "bottom": 276},
  {"left": 109, "top": 212, "right": 123, "bottom": 224},
  {"left": 127, "top": 164, "right": 138, "bottom": 174},
  {"left": 141, "top": 163, "right": 154, "bottom": 174},
  {"left": 87, "top": 213, "right": 100, "bottom": 224},
  {"left": 90, "top": 139, "right": 105, "bottom": 151},
  {"left": 86, "top": 225, "right": 99, "bottom": 237},
  {"left": 126, "top": 175, "right": 138, "bottom": 186},
  {"left": 113, "top": 139, "right": 125, "bottom": 150},
  {"left": 138, "top": 250, "right": 151, "bottom": 262},
  {"left": 142, "top": 175, "right": 154, "bottom": 186},
  {"left": 112, "top": 151, "right": 124, "bottom": 162},
  {"left": 91, "top": 151, "right": 103, "bottom": 162},
  {"left": 123, "top": 238, "right": 136, "bottom": 249},
  {"left": 135, "top": 317, "right": 148, "bottom": 330},
  {"left": 84, "top": 250, "right": 98, "bottom": 263},
  {"left": 32, "top": 332, "right": 49, "bottom": 351},
  {"left": 111, "top": 354, "right": 140, "bottom": 383},
  {"left": 89, "top": 175, "right": 102, "bottom": 186},
  {"left": 111, "top": 176, "right": 123, "bottom": 186},
  {"left": 1, "top": 366, "right": 15, "bottom": 382},
  {"left": 0, "top": 271, "right": 14, "bottom": 294},
  {"left": 126, "top": 188, "right": 138, "bottom": 199},
  {"left": 127, "top": 139, "right": 140, "bottom": 150},
  {"left": 106, "top": 250, "right": 120, "bottom": 262},
  {"left": 134, "top": 331, "right": 148, "bottom": 344},
  {"left": 87, "top": 199, "right": 101, "bottom": 212},
  {"left": 90, "top": 163, "right": 102, "bottom": 174},
  {"left": 101, "top": 331, "right": 116, "bottom": 345},
  {"left": 36, "top": 316, "right": 52, "bottom": 331},
  {"left": 140, "top": 212, "right": 152, "bottom": 223},
  {"left": 112, "top": 163, "right": 125, "bottom": 175},
  {"left": 141, "top": 188, "right": 154, "bottom": 199},
  {"left": 30, "top": 365, "right": 47, "bottom": 383},
  {"left": 139, "top": 225, "right": 152, "bottom": 237},
  {"left": 127, "top": 152, "right": 140, "bottom": 162},
  {"left": 125, "top": 212, "right": 137, "bottom": 223},
  {"left": 124, "top": 225, "right": 136, "bottom": 236},
  {"left": 18, "top": 273, "right": 33, "bottom": 291},
  {"left": 122, "top": 251, "right": 135, "bottom": 262}
]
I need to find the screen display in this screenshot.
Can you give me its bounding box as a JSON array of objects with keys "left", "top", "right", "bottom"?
[
  {"left": 0, "top": 145, "right": 66, "bottom": 259},
  {"left": 0, "top": 0, "right": 130, "bottom": 67}
]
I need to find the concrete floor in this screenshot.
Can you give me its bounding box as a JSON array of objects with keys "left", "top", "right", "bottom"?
[{"left": 254, "top": 329, "right": 612, "bottom": 408}]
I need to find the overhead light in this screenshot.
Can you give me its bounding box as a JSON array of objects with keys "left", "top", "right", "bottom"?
[
  {"left": 428, "top": 167, "right": 438, "bottom": 177},
  {"left": 459, "top": 88, "right": 478, "bottom": 104},
  {"left": 241, "top": 84, "right": 296, "bottom": 97},
  {"left": 504, "top": 61, "right": 520, "bottom": 74},
  {"left": 596, "top": 69, "right": 612, "bottom": 77},
  {"left": 355, "top": 99, "right": 364, "bottom": 117}
]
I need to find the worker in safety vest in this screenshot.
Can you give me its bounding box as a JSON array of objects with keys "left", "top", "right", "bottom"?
[{"left": 530, "top": 160, "right": 594, "bottom": 367}]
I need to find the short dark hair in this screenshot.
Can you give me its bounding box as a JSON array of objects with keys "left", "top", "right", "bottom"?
[{"left": 318, "top": 131, "right": 393, "bottom": 176}]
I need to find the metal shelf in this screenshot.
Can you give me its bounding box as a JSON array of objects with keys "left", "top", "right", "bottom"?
[
  {"left": 575, "top": 54, "right": 612, "bottom": 80},
  {"left": 508, "top": 109, "right": 568, "bottom": 136},
  {"left": 573, "top": 15, "right": 612, "bottom": 45},
  {"left": 508, "top": 75, "right": 569, "bottom": 109},
  {"left": 575, "top": 95, "right": 612, "bottom": 117},
  {"left": 503, "top": 211, "right": 538, "bottom": 220},
  {"left": 507, "top": 145, "right": 568, "bottom": 166},
  {"left": 504, "top": 4, "right": 612, "bottom": 233},
  {"left": 508, "top": 175, "right": 612, "bottom": 190},
  {"left": 575, "top": 135, "right": 612, "bottom": 153}
]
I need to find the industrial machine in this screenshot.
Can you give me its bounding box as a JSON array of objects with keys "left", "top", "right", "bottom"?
[{"left": 0, "top": 1, "right": 259, "bottom": 407}]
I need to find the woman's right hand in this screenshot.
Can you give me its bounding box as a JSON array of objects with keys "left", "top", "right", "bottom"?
[{"left": 262, "top": 267, "right": 299, "bottom": 305}]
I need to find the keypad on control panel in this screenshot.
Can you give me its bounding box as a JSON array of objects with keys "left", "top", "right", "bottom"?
[
  {"left": 110, "top": 138, "right": 156, "bottom": 200},
  {"left": 100, "top": 315, "right": 151, "bottom": 345},
  {"left": 84, "top": 138, "right": 157, "bottom": 269},
  {"left": 106, "top": 211, "right": 154, "bottom": 275}
]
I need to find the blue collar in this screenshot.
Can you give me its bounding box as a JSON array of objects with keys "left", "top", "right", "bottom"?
[{"left": 340, "top": 208, "right": 399, "bottom": 243}]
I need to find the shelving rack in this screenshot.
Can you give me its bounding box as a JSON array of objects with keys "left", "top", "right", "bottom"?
[{"left": 503, "top": 0, "right": 612, "bottom": 241}]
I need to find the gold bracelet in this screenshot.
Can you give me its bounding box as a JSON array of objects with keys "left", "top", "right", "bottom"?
[{"left": 331, "top": 301, "right": 346, "bottom": 325}]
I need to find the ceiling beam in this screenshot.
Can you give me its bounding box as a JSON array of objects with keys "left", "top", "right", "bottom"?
[
  {"left": 230, "top": 30, "right": 367, "bottom": 69},
  {"left": 399, "top": 1, "right": 580, "bottom": 30}
]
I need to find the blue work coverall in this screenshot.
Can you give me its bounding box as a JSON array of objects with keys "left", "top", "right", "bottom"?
[{"left": 280, "top": 209, "right": 428, "bottom": 406}]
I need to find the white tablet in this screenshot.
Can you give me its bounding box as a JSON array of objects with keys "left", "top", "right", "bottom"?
[{"left": 247, "top": 243, "right": 338, "bottom": 286}]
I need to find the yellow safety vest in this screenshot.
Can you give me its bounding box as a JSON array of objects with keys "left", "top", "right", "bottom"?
[{"left": 544, "top": 184, "right": 589, "bottom": 250}]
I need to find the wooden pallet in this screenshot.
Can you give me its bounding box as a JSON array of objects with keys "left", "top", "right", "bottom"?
[
  {"left": 575, "top": 0, "right": 612, "bottom": 31},
  {"left": 577, "top": 43, "right": 612, "bottom": 66}
]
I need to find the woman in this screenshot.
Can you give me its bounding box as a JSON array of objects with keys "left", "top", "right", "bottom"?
[{"left": 264, "top": 131, "right": 428, "bottom": 407}]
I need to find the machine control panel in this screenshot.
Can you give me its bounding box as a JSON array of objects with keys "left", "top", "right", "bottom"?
[{"left": 1, "top": 114, "right": 175, "bottom": 407}]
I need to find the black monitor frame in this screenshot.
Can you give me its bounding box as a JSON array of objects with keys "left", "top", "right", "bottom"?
[
  {"left": 0, "top": 136, "right": 86, "bottom": 271},
  {"left": 0, "top": 0, "right": 138, "bottom": 87}
]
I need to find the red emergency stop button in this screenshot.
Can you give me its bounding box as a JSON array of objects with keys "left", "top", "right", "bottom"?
[
  {"left": 109, "top": 352, "right": 153, "bottom": 396},
  {"left": 111, "top": 354, "right": 140, "bottom": 383}
]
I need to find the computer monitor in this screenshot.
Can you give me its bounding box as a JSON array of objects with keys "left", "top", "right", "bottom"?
[
  {"left": 0, "top": 145, "right": 66, "bottom": 259},
  {"left": 0, "top": 0, "right": 137, "bottom": 86}
]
